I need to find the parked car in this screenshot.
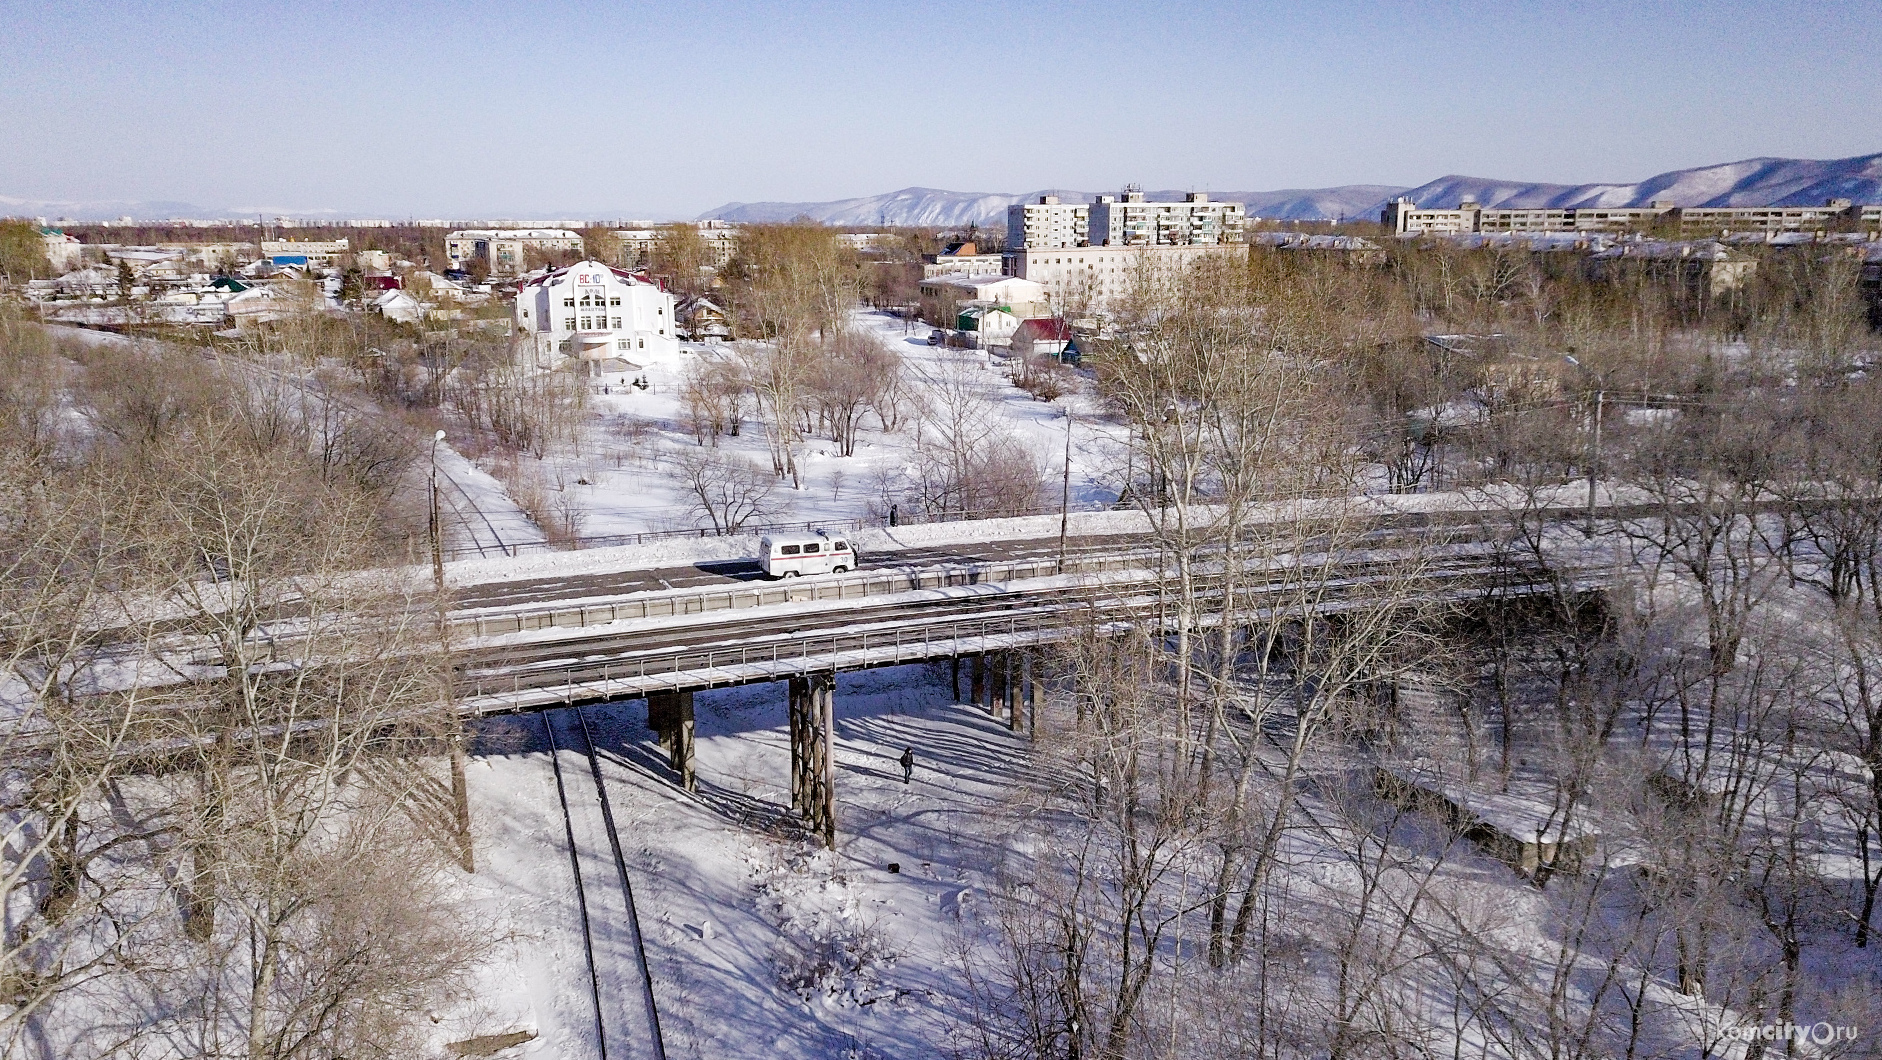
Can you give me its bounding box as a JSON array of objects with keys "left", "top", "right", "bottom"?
[
  {"left": 759, "top": 530, "right": 857, "bottom": 578},
  {"left": 927, "top": 329, "right": 945, "bottom": 346}
]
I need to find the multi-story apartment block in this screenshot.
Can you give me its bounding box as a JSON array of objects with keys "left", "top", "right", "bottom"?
[
  {"left": 1087, "top": 190, "right": 1245, "bottom": 247},
  {"left": 611, "top": 221, "right": 741, "bottom": 270},
  {"left": 1008, "top": 190, "right": 1247, "bottom": 251},
  {"left": 1007, "top": 195, "right": 1089, "bottom": 250},
  {"left": 445, "top": 229, "right": 584, "bottom": 274},
  {"left": 1009, "top": 244, "right": 1241, "bottom": 309},
  {"left": 1386, "top": 197, "right": 1880, "bottom": 238}
]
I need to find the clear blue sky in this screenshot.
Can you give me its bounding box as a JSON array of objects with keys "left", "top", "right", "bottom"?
[{"left": 3, "top": 0, "right": 1878, "bottom": 219}]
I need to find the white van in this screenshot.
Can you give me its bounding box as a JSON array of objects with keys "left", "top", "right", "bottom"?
[{"left": 759, "top": 530, "right": 856, "bottom": 578}]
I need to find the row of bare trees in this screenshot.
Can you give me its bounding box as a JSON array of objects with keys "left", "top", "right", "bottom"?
[{"left": 0, "top": 312, "right": 486, "bottom": 1059}]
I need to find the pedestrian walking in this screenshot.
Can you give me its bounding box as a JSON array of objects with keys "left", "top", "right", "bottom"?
[{"left": 898, "top": 747, "right": 914, "bottom": 784}]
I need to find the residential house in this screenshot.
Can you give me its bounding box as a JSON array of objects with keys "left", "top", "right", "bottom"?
[
  {"left": 1011, "top": 317, "right": 1074, "bottom": 359},
  {"left": 922, "top": 240, "right": 1005, "bottom": 278},
  {"left": 676, "top": 295, "right": 730, "bottom": 341}
]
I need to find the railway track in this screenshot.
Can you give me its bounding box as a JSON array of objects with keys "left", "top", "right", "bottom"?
[{"left": 542, "top": 706, "right": 667, "bottom": 1060}]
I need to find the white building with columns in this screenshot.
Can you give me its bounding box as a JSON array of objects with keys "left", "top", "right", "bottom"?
[{"left": 513, "top": 260, "right": 678, "bottom": 368}]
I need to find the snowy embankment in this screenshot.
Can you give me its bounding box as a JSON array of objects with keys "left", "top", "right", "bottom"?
[{"left": 461, "top": 665, "right": 1026, "bottom": 1059}]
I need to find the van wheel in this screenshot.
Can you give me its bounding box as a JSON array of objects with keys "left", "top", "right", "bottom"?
[
  {"left": 832, "top": 565, "right": 848, "bottom": 574},
  {"left": 782, "top": 570, "right": 799, "bottom": 578}
]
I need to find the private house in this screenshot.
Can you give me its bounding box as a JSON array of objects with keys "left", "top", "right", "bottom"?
[
  {"left": 676, "top": 295, "right": 730, "bottom": 341},
  {"left": 956, "top": 305, "right": 1020, "bottom": 349},
  {"left": 372, "top": 288, "right": 425, "bottom": 324},
  {"left": 1010, "top": 317, "right": 1074, "bottom": 359},
  {"left": 514, "top": 259, "right": 678, "bottom": 368}
]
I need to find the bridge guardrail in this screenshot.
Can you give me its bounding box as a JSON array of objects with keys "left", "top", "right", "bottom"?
[{"left": 454, "top": 550, "right": 1156, "bottom": 639}]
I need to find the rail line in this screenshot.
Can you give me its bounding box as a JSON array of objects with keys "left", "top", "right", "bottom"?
[{"left": 542, "top": 706, "right": 667, "bottom": 1060}]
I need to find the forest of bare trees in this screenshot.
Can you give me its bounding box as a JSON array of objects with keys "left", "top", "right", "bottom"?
[
  {"left": 0, "top": 309, "right": 489, "bottom": 1058},
  {"left": 952, "top": 242, "right": 1882, "bottom": 1058}
]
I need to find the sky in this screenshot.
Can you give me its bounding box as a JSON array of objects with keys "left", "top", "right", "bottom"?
[{"left": 2, "top": 0, "right": 1879, "bottom": 220}]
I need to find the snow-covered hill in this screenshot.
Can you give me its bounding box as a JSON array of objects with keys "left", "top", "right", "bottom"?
[
  {"left": 699, "top": 153, "right": 1882, "bottom": 228},
  {"left": 1372, "top": 152, "right": 1882, "bottom": 215},
  {"left": 699, "top": 185, "right": 1404, "bottom": 226}
]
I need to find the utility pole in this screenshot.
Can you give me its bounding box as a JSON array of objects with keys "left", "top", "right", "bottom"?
[{"left": 1586, "top": 389, "right": 1604, "bottom": 536}]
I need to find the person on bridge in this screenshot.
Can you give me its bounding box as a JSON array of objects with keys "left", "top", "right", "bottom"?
[{"left": 899, "top": 747, "right": 914, "bottom": 784}]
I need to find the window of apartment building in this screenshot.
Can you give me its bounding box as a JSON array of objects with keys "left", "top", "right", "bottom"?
[
  {"left": 580, "top": 316, "right": 592, "bottom": 329},
  {"left": 563, "top": 317, "right": 575, "bottom": 330},
  {"left": 618, "top": 339, "right": 630, "bottom": 350}
]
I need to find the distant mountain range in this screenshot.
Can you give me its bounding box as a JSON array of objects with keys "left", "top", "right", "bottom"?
[
  {"left": 698, "top": 152, "right": 1882, "bottom": 227},
  {"left": 698, "top": 185, "right": 1404, "bottom": 226},
  {"left": 8, "top": 152, "right": 1879, "bottom": 227}
]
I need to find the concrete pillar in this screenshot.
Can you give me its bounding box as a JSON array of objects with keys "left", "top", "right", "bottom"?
[
  {"left": 815, "top": 676, "right": 836, "bottom": 849},
  {"left": 788, "top": 676, "right": 810, "bottom": 814},
  {"left": 951, "top": 657, "right": 961, "bottom": 703},
  {"left": 649, "top": 690, "right": 696, "bottom": 794},
  {"left": 1003, "top": 652, "right": 1019, "bottom": 730},
  {"left": 1024, "top": 653, "right": 1040, "bottom": 736},
  {"left": 970, "top": 653, "right": 986, "bottom": 708}
]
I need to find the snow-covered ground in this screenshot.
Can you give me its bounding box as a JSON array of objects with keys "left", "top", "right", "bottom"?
[
  {"left": 459, "top": 663, "right": 1025, "bottom": 1060},
  {"left": 465, "top": 310, "right": 1127, "bottom": 545}
]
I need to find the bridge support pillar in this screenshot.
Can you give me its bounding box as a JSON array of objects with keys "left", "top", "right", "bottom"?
[
  {"left": 950, "top": 657, "right": 961, "bottom": 702},
  {"left": 970, "top": 654, "right": 986, "bottom": 708},
  {"left": 1002, "top": 652, "right": 1019, "bottom": 730},
  {"left": 789, "top": 674, "right": 837, "bottom": 848},
  {"left": 648, "top": 690, "right": 696, "bottom": 794},
  {"left": 789, "top": 676, "right": 809, "bottom": 813},
  {"left": 1023, "top": 653, "right": 1039, "bottom": 736}
]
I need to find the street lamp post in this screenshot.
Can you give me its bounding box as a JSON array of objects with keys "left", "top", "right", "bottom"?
[{"left": 429, "top": 429, "right": 447, "bottom": 592}]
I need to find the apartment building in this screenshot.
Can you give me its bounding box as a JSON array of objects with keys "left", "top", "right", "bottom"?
[
  {"left": 1007, "top": 195, "right": 1089, "bottom": 250},
  {"left": 1009, "top": 244, "right": 1240, "bottom": 309},
  {"left": 1386, "top": 197, "right": 1881, "bottom": 237},
  {"left": 611, "top": 221, "right": 741, "bottom": 269},
  {"left": 444, "top": 229, "right": 583, "bottom": 274},
  {"left": 1087, "top": 190, "right": 1245, "bottom": 247}
]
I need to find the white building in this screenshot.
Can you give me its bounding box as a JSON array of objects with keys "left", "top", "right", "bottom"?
[
  {"left": 1009, "top": 244, "right": 1242, "bottom": 310},
  {"left": 1007, "top": 195, "right": 1089, "bottom": 250},
  {"left": 445, "top": 229, "right": 583, "bottom": 274},
  {"left": 1087, "top": 190, "right": 1245, "bottom": 247},
  {"left": 41, "top": 229, "right": 82, "bottom": 272},
  {"left": 514, "top": 260, "right": 678, "bottom": 368},
  {"left": 917, "top": 273, "right": 1048, "bottom": 323}
]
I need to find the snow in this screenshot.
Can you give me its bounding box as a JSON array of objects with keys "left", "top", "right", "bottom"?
[
  {"left": 448, "top": 309, "right": 1127, "bottom": 555},
  {"left": 460, "top": 663, "right": 1026, "bottom": 1059}
]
